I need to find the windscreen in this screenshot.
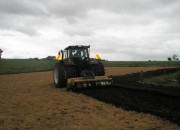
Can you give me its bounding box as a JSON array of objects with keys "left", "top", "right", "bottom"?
[{"left": 71, "top": 48, "right": 88, "bottom": 59}]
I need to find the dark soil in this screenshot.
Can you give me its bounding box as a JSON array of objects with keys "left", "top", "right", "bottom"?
[{"left": 75, "top": 68, "right": 180, "bottom": 125}]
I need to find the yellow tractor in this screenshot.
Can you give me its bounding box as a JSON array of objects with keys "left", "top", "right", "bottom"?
[{"left": 53, "top": 45, "right": 112, "bottom": 90}]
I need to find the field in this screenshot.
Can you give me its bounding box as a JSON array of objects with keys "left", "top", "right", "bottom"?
[
  {"left": 102, "top": 61, "right": 180, "bottom": 67},
  {"left": 1, "top": 59, "right": 180, "bottom": 75},
  {"left": 143, "top": 72, "right": 180, "bottom": 87},
  {"left": 0, "top": 59, "right": 54, "bottom": 75},
  {"left": 0, "top": 67, "right": 180, "bottom": 130}
]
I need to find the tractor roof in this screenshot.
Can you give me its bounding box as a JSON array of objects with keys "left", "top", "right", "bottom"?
[{"left": 65, "top": 45, "right": 90, "bottom": 50}]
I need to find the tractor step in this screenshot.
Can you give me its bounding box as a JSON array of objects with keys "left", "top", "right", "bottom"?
[{"left": 67, "top": 76, "right": 112, "bottom": 90}]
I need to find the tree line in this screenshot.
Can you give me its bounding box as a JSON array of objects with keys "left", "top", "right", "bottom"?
[
  {"left": 0, "top": 49, "right": 3, "bottom": 59},
  {"left": 168, "top": 54, "right": 179, "bottom": 61}
]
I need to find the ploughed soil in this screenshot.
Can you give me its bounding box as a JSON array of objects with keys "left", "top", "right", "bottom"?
[{"left": 0, "top": 67, "right": 179, "bottom": 130}]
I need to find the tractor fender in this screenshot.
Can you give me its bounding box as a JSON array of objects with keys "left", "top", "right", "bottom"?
[{"left": 89, "top": 58, "right": 99, "bottom": 65}]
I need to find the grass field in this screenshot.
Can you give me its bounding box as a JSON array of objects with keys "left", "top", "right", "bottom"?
[
  {"left": 0, "top": 59, "right": 54, "bottom": 75},
  {"left": 0, "top": 59, "right": 180, "bottom": 75}
]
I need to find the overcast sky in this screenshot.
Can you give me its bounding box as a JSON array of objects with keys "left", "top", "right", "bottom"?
[{"left": 0, "top": 0, "right": 180, "bottom": 61}]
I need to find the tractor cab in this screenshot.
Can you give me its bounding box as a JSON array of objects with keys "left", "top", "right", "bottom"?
[
  {"left": 61, "top": 45, "right": 90, "bottom": 60},
  {"left": 60, "top": 45, "right": 91, "bottom": 67}
]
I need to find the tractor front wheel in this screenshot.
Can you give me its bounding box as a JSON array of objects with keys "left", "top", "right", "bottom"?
[{"left": 53, "top": 64, "right": 66, "bottom": 88}]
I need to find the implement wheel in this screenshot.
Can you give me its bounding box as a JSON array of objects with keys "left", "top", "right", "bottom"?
[{"left": 53, "top": 63, "right": 66, "bottom": 88}]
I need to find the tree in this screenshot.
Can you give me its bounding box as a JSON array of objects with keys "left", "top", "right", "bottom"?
[
  {"left": 168, "top": 57, "right": 172, "bottom": 61},
  {"left": 172, "top": 54, "right": 178, "bottom": 61},
  {"left": 0, "top": 49, "right": 3, "bottom": 59}
]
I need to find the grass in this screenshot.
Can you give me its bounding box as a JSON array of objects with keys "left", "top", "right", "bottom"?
[
  {"left": 0, "top": 59, "right": 55, "bottom": 75},
  {"left": 143, "top": 72, "right": 180, "bottom": 87},
  {"left": 0, "top": 59, "right": 180, "bottom": 75}
]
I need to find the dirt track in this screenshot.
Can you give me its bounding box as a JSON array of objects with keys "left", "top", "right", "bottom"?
[{"left": 0, "top": 67, "right": 179, "bottom": 130}]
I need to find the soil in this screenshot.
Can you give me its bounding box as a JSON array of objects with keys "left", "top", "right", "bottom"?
[
  {"left": 105, "top": 67, "right": 172, "bottom": 76},
  {"left": 76, "top": 86, "right": 180, "bottom": 125},
  {"left": 0, "top": 67, "right": 179, "bottom": 130}
]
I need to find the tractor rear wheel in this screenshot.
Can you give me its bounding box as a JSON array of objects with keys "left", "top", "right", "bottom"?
[
  {"left": 91, "top": 62, "right": 105, "bottom": 76},
  {"left": 98, "top": 62, "right": 105, "bottom": 76},
  {"left": 91, "top": 65, "right": 99, "bottom": 76},
  {"left": 53, "top": 63, "right": 66, "bottom": 88}
]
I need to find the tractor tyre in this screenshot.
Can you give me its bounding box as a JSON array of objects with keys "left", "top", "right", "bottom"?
[
  {"left": 91, "top": 65, "right": 100, "bottom": 76},
  {"left": 53, "top": 63, "right": 66, "bottom": 88},
  {"left": 98, "top": 62, "right": 105, "bottom": 76},
  {"left": 91, "top": 62, "right": 105, "bottom": 76}
]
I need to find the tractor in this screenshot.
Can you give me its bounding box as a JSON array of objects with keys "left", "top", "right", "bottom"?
[{"left": 53, "top": 45, "right": 112, "bottom": 90}]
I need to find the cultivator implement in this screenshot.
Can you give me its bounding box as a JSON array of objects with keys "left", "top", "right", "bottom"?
[{"left": 67, "top": 71, "right": 112, "bottom": 90}]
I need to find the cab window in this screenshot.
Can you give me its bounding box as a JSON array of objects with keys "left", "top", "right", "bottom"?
[
  {"left": 71, "top": 49, "right": 88, "bottom": 58},
  {"left": 62, "top": 50, "right": 68, "bottom": 59}
]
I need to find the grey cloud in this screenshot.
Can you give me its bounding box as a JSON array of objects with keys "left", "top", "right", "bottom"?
[
  {"left": 0, "top": 0, "right": 48, "bottom": 35},
  {"left": 1, "top": 0, "right": 180, "bottom": 60},
  {"left": 63, "top": 28, "right": 94, "bottom": 37},
  {"left": 47, "top": 0, "right": 87, "bottom": 16},
  {"left": 0, "top": 0, "right": 47, "bottom": 16},
  {"left": 1, "top": 0, "right": 180, "bottom": 20},
  {"left": 61, "top": 20, "right": 94, "bottom": 36},
  {"left": 0, "top": 13, "right": 52, "bottom": 36},
  {"left": 99, "top": 0, "right": 180, "bottom": 17}
]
